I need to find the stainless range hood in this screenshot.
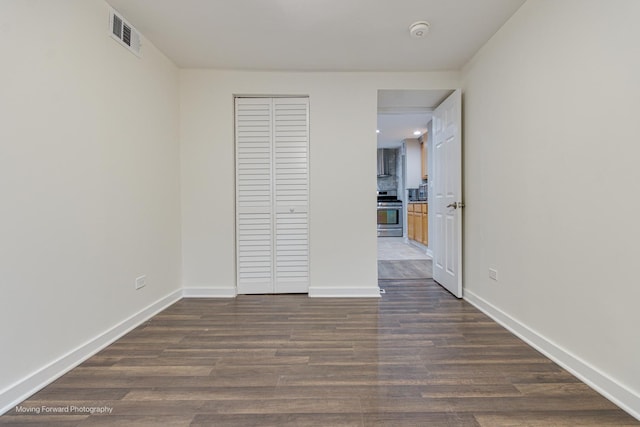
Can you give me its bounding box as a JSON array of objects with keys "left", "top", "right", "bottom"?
[{"left": 377, "top": 148, "right": 395, "bottom": 177}]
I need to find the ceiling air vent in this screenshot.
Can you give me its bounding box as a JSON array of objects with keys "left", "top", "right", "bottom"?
[{"left": 109, "top": 8, "right": 141, "bottom": 57}]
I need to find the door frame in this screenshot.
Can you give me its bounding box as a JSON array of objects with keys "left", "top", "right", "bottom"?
[{"left": 375, "top": 89, "right": 463, "bottom": 298}]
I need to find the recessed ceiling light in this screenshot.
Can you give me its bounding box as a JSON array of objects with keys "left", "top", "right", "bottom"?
[
  {"left": 413, "top": 130, "right": 422, "bottom": 136},
  {"left": 409, "top": 21, "right": 430, "bottom": 39},
  {"left": 376, "top": 129, "right": 380, "bottom": 134}
]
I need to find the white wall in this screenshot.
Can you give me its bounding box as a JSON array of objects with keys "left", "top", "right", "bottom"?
[
  {"left": 179, "top": 70, "right": 460, "bottom": 296},
  {"left": 463, "top": 0, "right": 640, "bottom": 416},
  {"left": 0, "top": 0, "right": 181, "bottom": 408},
  {"left": 404, "top": 138, "right": 422, "bottom": 189}
]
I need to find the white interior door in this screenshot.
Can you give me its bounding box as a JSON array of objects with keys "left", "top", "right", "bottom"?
[
  {"left": 432, "top": 90, "right": 463, "bottom": 298},
  {"left": 235, "top": 97, "right": 309, "bottom": 294}
]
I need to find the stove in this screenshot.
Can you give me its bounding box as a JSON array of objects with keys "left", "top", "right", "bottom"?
[{"left": 377, "top": 190, "right": 403, "bottom": 237}]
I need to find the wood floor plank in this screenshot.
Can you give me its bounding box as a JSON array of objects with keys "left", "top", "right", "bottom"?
[
  {"left": 0, "top": 415, "right": 89, "bottom": 426},
  {"left": 378, "top": 260, "right": 433, "bottom": 280},
  {"left": 191, "top": 413, "right": 364, "bottom": 427},
  {"left": 363, "top": 412, "right": 480, "bottom": 427},
  {"left": 79, "top": 415, "right": 194, "bottom": 426},
  {"left": 475, "top": 411, "right": 640, "bottom": 427},
  {"left": 2, "top": 278, "right": 637, "bottom": 426}
]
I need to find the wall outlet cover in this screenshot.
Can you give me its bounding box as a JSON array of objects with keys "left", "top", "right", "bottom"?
[{"left": 135, "top": 275, "right": 146, "bottom": 290}]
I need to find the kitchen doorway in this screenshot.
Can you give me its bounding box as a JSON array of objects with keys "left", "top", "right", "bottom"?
[{"left": 376, "top": 89, "right": 452, "bottom": 281}]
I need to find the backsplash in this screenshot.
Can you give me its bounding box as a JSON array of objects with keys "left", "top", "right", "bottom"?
[
  {"left": 377, "top": 148, "right": 399, "bottom": 191},
  {"left": 377, "top": 175, "right": 398, "bottom": 191}
]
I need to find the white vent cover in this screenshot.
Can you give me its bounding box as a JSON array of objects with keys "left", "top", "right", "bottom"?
[{"left": 109, "top": 8, "right": 141, "bottom": 57}]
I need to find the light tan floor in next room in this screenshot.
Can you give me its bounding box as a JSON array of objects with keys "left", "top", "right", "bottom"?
[{"left": 377, "top": 237, "right": 429, "bottom": 261}]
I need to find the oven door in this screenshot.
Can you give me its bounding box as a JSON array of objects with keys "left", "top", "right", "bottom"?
[{"left": 377, "top": 204, "right": 403, "bottom": 237}]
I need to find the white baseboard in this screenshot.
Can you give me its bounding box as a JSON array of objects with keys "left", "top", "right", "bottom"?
[
  {"left": 182, "top": 287, "right": 236, "bottom": 298},
  {"left": 464, "top": 289, "right": 640, "bottom": 421},
  {"left": 0, "top": 289, "right": 182, "bottom": 416},
  {"left": 309, "top": 286, "right": 381, "bottom": 298}
]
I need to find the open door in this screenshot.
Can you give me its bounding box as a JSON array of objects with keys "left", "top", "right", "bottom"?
[{"left": 432, "top": 90, "right": 463, "bottom": 298}]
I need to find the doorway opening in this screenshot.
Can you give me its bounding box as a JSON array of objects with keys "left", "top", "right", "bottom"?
[{"left": 376, "top": 89, "right": 455, "bottom": 283}]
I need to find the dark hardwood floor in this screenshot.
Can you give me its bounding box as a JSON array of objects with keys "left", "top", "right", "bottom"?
[
  {"left": 2, "top": 279, "right": 637, "bottom": 426},
  {"left": 378, "top": 260, "right": 432, "bottom": 279}
]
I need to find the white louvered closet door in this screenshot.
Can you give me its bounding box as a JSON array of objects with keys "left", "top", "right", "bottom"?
[
  {"left": 273, "top": 98, "right": 309, "bottom": 293},
  {"left": 235, "top": 97, "right": 309, "bottom": 294},
  {"left": 236, "top": 98, "right": 274, "bottom": 294}
]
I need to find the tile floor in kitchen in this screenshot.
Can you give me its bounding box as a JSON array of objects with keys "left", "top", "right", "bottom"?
[{"left": 377, "top": 237, "right": 430, "bottom": 261}]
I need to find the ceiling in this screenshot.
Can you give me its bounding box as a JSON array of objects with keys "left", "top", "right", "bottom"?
[
  {"left": 104, "top": 1, "right": 524, "bottom": 148},
  {"left": 377, "top": 89, "right": 453, "bottom": 148},
  {"left": 105, "top": 0, "right": 525, "bottom": 71}
]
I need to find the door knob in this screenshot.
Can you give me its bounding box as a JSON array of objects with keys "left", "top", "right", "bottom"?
[{"left": 446, "top": 202, "right": 465, "bottom": 209}]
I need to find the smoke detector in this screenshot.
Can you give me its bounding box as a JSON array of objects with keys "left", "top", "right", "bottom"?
[{"left": 409, "top": 21, "right": 430, "bottom": 39}]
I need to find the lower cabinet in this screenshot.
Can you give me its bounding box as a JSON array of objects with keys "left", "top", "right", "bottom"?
[
  {"left": 407, "top": 203, "right": 415, "bottom": 240},
  {"left": 407, "top": 203, "right": 428, "bottom": 246},
  {"left": 415, "top": 208, "right": 423, "bottom": 243},
  {"left": 421, "top": 204, "right": 428, "bottom": 245}
]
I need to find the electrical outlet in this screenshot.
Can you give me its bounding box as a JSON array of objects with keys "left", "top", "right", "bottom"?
[
  {"left": 488, "top": 268, "right": 498, "bottom": 281},
  {"left": 135, "top": 275, "right": 146, "bottom": 290}
]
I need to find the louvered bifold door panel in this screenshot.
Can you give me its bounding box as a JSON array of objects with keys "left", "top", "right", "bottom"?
[
  {"left": 235, "top": 98, "right": 274, "bottom": 294},
  {"left": 273, "top": 98, "right": 309, "bottom": 293}
]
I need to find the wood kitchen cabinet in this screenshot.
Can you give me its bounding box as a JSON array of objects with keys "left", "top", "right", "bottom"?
[
  {"left": 414, "top": 206, "right": 422, "bottom": 243},
  {"left": 407, "top": 203, "right": 415, "bottom": 240},
  {"left": 407, "top": 202, "right": 428, "bottom": 246},
  {"left": 421, "top": 203, "right": 428, "bottom": 245}
]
